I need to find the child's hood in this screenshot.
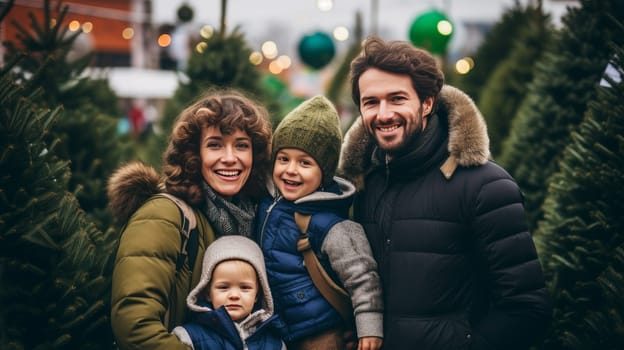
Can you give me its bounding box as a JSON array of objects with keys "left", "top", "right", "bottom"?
[
  {"left": 267, "top": 176, "right": 356, "bottom": 215},
  {"left": 268, "top": 176, "right": 355, "bottom": 202},
  {"left": 186, "top": 235, "right": 275, "bottom": 322}
]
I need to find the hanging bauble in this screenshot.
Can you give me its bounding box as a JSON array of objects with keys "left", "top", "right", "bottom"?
[
  {"left": 408, "top": 10, "right": 454, "bottom": 55},
  {"left": 297, "top": 31, "right": 335, "bottom": 70},
  {"left": 177, "top": 3, "right": 194, "bottom": 23}
]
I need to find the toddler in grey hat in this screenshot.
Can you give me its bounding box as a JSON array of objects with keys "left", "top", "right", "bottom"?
[{"left": 172, "top": 235, "right": 286, "bottom": 349}]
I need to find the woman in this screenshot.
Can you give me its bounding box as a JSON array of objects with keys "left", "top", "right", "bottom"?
[{"left": 107, "top": 88, "right": 272, "bottom": 350}]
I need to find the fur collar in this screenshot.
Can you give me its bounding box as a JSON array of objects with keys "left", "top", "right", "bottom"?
[
  {"left": 337, "top": 85, "right": 490, "bottom": 190},
  {"left": 107, "top": 162, "right": 163, "bottom": 223}
]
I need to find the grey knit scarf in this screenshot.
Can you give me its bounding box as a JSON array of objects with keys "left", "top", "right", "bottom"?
[{"left": 201, "top": 183, "right": 256, "bottom": 238}]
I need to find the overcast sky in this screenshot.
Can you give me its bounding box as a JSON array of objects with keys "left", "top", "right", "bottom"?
[
  {"left": 152, "top": 0, "right": 574, "bottom": 32},
  {"left": 152, "top": 0, "right": 573, "bottom": 26},
  {"left": 152, "top": 0, "right": 576, "bottom": 63}
]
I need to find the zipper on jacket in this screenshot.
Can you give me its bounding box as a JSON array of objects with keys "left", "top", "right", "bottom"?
[
  {"left": 377, "top": 157, "right": 395, "bottom": 274},
  {"left": 259, "top": 195, "right": 281, "bottom": 247},
  {"left": 385, "top": 154, "right": 390, "bottom": 187}
]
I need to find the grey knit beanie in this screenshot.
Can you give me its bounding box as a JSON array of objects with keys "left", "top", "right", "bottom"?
[
  {"left": 272, "top": 95, "right": 342, "bottom": 188},
  {"left": 186, "top": 235, "right": 273, "bottom": 314}
]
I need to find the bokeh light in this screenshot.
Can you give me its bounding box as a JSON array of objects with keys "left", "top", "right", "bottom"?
[
  {"left": 333, "top": 26, "right": 349, "bottom": 41},
  {"left": 249, "top": 51, "right": 263, "bottom": 65},
  {"left": 82, "top": 22, "right": 93, "bottom": 33},
  {"left": 262, "top": 41, "right": 278, "bottom": 59},
  {"left": 122, "top": 27, "right": 134, "bottom": 40},
  {"left": 455, "top": 57, "right": 475, "bottom": 74},
  {"left": 269, "top": 60, "right": 283, "bottom": 75},
  {"left": 437, "top": 20, "right": 453, "bottom": 36},
  {"left": 317, "top": 0, "right": 333, "bottom": 11},
  {"left": 276, "top": 55, "right": 292, "bottom": 69},
  {"left": 195, "top": 41, "right": 208, "bottom": 53},
  {"left": 200, "top": 25, "right": 214, "bottom": 39},
  {"left": 69, "top": 20, "right": 80, "bottom": 32},
  {"left": 157, "top": 33, "right": 171, "bottom": 47}
]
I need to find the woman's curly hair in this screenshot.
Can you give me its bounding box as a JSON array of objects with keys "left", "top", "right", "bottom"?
[{"left": 162, "top": 88, "right": 272, "bottom": 205}]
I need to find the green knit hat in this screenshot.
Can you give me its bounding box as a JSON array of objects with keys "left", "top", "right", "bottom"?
[{"left": 272, "top": 95, "right": 342, "bottom": 188}]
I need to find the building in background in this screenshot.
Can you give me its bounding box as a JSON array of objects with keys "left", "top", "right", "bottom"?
[
  {"left": 3, "top": 0, "right": 137, "bottom": 67},
  {"left": 1, "top": 0, "right": 182, "bottom": 102}
]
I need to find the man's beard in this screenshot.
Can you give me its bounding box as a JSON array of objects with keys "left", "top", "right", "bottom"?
[{"left": 375, "top": 104, "right": 425, "bottom": 156}]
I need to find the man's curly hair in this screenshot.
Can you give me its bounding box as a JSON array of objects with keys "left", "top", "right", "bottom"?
[
  {"left": 350, "top": 36, "right": 444, "bottom": 111},
  {"left": 162, "top": 88, "right": 272, "bottom": 204}
]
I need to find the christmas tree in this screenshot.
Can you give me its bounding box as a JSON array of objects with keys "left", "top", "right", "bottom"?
[
  {"left": 477, "top": 4, "right": 552, "bottom": 158},
  {"left": 498, "top": 0, "right": 624, "bottom": 230},
  {"left": 0, "top": 1, "right": 128, "bottom": 348},
  {"left": 3, "top": 0, "right": 132, "bottom": 231},
  {"left": 533, "top": 38, "right": 624, "bottom": 349},
  {"left": 0, "top": 70, "right": 115, "bottom": 349},
  {"left": 452, "top": 2, "right": 540, "bottom": 102}
]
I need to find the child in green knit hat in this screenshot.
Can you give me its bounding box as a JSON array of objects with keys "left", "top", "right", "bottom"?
[{"left": 255, "top": 95, "right": 383, "bottom": 350}]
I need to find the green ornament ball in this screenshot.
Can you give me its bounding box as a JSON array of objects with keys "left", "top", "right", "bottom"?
[
  {"left": 409, "top": 10, "right": 453, "bottom": 55},
  {"left": 177, "top": 4, "right": 194, "bottom": 23},
  {"left": 297, "top": 31, "right": 335, "bottom": 70}
]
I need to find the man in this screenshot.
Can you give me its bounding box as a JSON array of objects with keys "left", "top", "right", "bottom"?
[{"left": 338, "top": 36, "right": 551, "bottom": 349}]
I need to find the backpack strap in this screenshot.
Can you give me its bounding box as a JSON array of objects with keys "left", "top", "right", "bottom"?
[
  {"left": 157, "top": 193, "right": 198, "bottom": 273},
  {"left": 155, "top": 193, "right": 200, "bottom": 331},
  {"left": 295, "top": 212, "right": 353, "bottom": 322}
]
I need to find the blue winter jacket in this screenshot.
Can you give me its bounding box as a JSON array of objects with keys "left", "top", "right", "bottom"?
[
  {"left": 182, "top": 306, "right": 284, "bottom": 350},
  {"left": 256, "top": 180, "right": 350, "bottom": 342}
]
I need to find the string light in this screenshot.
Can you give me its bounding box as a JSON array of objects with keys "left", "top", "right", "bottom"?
[
  {"left": 157, "top": 33, "right": 171, "bottom": 47},
  {"left": 455, "top": 57, "right": 475, "bottom": 74},
  {"left": 69, "top": 20, "right": 81, "bottom": 31},
  {"left": 249, "top": 52, "right": 263, "bottom": 65},
  {"left": 317, "top": 0, "right": 333, "bottom": 11},
  {"left": 261, "top": 41, "right": 278, "bottom": 59},
  {"left": 333, "top": 26, "right": 349, "bottom": 41},
  {"left": 82, "top": 22, "right": 93, "bottom": 33},
  {"left": 122, "top": 27, "right": 134, "bottom": 40}
]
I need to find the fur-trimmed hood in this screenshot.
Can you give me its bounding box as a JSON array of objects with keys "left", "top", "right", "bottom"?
[
  {"left": 337, "top": 85, "right": 490, "bottom": 190},
  {"left": 107, "top": 161, "right": 163, "bottom": 224}
]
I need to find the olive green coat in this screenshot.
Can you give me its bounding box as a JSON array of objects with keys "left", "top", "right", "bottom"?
[{"left": 108, "top": 163, "right": 215, "bottom": 350}]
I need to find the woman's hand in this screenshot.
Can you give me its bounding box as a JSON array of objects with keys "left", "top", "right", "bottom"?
[{"left": 358, "top": 336, "right": 383, "bottom": 350}]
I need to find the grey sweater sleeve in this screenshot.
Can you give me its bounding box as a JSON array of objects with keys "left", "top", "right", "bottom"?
[{"left": 321, "top": 220, "right": 384, "bottom": 338}]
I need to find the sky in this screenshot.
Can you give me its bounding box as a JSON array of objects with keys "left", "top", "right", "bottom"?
[
  {"left": 151, "top": 0, "right": 576, "bottom": 59},
  {"left": 144, "top": 0, "right": 578, "bottom": 98}
]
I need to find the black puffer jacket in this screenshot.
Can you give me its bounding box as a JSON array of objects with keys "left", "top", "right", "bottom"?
[{"left": 338, "top": 86, "right": 551, "bottom": 350}]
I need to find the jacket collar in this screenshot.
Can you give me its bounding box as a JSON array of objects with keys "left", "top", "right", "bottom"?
[
  {"left": 338, "top": 85, "right": 490, "bottom": 190},
  {"left": 266, "top": 176, "right": 355, "bottom": 216},
  {"left": 194, "top": 306, "right": 274, "bottom": 344}
]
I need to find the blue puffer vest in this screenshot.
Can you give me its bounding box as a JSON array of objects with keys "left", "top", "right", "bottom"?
[
  {"left": 184, "top": 306, "right": 284, "bottom": 350},
  {"left": 256, "top": 195, "right": 345, "bottom": 342}
]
